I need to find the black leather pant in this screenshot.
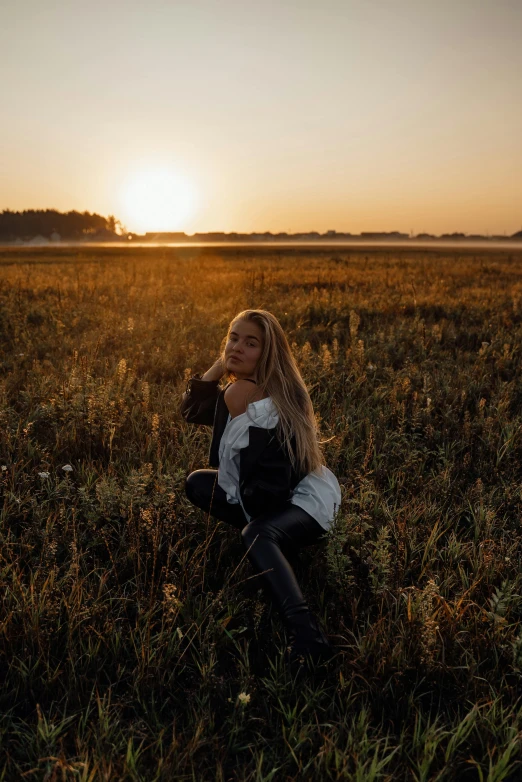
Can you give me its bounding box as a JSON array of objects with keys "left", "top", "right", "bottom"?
[{"left": 184, "top": 469, "right": 327, "bottom": 627}]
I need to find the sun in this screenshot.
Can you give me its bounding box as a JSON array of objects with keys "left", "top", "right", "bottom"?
[{"left": 119, "top": 168, "right": 197, "bottom": 234}]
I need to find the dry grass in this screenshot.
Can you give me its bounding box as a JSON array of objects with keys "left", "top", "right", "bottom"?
[{"left": 1, "top": 244, "right": 522, "bottom": 780}]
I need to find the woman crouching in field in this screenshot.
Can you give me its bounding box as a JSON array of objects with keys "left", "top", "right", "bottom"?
[{"left": 180, "top": 309, "right": 341, "bottom": 673}]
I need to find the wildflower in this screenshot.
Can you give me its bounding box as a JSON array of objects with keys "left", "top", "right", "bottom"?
[
  {"left": 117, "top": 358, "right": 127, "bottom": 382},
  {"left": 418, "top": 578, "right": 439, "bottom": 666},
  {"left": 237, "top": 692, "right": 251, "bottom": 706},
  {"left": 431, "top": 324, "right": 442, "bottom": 342},
  {"left": 140, "top": 507, "right": 154, "bottom": 531},
  {"left": 1, "top": 466, "right": 7, "bottom": 472},
  {"left": 62, "top": 464, "right": 73, "bottom": 472},
  {"left": 141, "top": 381, "right": 150, "bottom": 409},
  {"left": 176, "top": 627, "right": 183, "bottom": 640},
  {"left": 163, "top": 583, "right": 182, "bottom": 618},
  {"left": 367, "top": 363, "right": 376, "bottom": 370},
  {"left": 332, "top": 338, "right": 339, "bottom": 360},
  {"left": 300, "top": 341, "right": 312, "bottom": 362},
  {"left": 38, "top": 471, "right": 50, "bottom": 479},
  {"left": 321, "top": 344, "right": 332, "bottom": 372},
  {"left": 349, "top": 310, "right": 360, "bottom": 339}
]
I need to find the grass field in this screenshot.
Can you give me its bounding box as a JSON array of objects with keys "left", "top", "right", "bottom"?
[{"left": 1, "top": 244, "right": 522, "bottom": 780}]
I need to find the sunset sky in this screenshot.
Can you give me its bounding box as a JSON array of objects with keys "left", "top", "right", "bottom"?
[{"left": 2, "top": 0, "right": 521, "bottom": 236}]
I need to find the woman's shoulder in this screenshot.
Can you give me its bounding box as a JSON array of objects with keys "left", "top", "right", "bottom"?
[
  {"left": 224, "top": 380, "right": 268, "bottom": 418},
  {"left": 226, "top": 378, "right": 267, "bottom": 396}
]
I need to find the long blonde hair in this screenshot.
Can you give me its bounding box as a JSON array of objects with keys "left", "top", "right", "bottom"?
[{"left": 220, "top": 309, "right": 324, "bottom": 475}]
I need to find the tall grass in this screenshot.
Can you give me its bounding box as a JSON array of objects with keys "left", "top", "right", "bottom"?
[{"left": 1, "top": 244, "right": 522, "bottom": 779}]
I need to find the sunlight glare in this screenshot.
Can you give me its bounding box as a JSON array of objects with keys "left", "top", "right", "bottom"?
[{"left": 120, "top": 168, "right": 197, "bottom": 233}]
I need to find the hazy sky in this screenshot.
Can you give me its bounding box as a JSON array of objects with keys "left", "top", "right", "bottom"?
[{"left": 2, "top": 0, "right": 521, "bottom": 235}]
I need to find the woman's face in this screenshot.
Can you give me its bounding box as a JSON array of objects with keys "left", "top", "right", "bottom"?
[{"left": 224, "top": 318, "right": 264, "bottom": 380}]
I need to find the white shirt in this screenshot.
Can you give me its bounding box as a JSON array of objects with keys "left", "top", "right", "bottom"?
[{"left": 217, "top": 396, "right": 341, "bottom": 530}]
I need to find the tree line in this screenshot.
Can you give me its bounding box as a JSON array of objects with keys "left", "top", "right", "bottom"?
[{"left": 0, "top": 209, "right": 125, "bottom": 240}]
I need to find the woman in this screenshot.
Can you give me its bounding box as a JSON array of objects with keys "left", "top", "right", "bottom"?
[{"left": 181, "top": 309, "right": 341, "bottom": 672}]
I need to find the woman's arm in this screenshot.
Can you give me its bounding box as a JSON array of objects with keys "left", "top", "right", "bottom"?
[{"left": 180, "top": 358, "right": 225, "bottom": 426}]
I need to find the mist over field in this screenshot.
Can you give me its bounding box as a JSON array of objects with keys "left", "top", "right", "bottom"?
[{"left": 1, "top": 244, "right": 522, "bottom": 779}]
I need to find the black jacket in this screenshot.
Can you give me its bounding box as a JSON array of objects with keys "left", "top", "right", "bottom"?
[{"left": 180, "top": 375, "right": 307, "bottom": 518}]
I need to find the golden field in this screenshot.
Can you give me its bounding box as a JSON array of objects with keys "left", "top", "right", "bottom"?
[{"left": 1, "top": 244, "right": 522, "bottom": 780}]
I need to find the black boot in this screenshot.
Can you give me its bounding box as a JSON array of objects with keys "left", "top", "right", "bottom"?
[{"left": 285, "top": 611, "right": 333, "bottom": 673}]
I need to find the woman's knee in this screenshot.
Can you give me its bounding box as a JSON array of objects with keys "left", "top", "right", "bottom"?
[
  {"left": 241, "top": 521, "right": 276, "bottom": 552},
  {"left": 184, "top": 471, "right": 198, "bottom": 503},
  {"left": 241, "top": 523, "right": 257, "bottom": 552},
  {"left": 185, "top": 469, "right": 213, "bottom": 506}
]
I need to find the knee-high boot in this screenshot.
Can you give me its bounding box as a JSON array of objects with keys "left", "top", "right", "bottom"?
[
  {"left": 284, "top": 609, "right": 333, "bottom": 670},
  {"left": 249, "top": 560, "right": 332, "bottom": 669}
]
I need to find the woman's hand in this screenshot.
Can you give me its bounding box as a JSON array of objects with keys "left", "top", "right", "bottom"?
[{"left": 201, "top": 356, "right": 226, "bottom": 382}]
